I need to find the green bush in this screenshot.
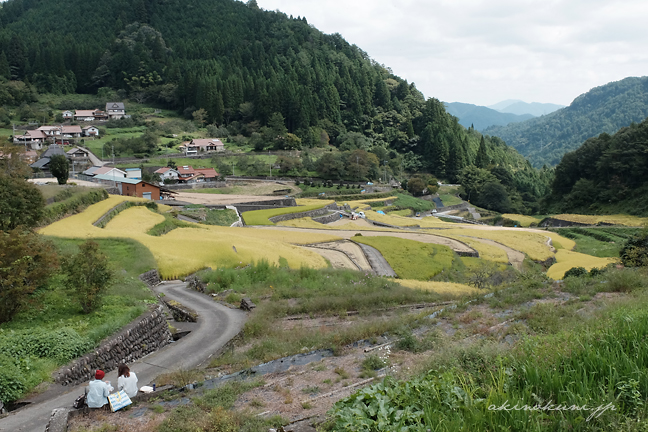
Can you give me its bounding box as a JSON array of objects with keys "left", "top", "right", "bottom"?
[
  {"left": 41, "top": 189, "right": 109, "bottom": 225},
  {"left": 564, "top": 266, "right": 588, "bottom": 278},
  {"left": 362, "top": 353, "right": 388, "bottom": 371},
  {"left": 0, "top": 354, "right": 27, "bottom": 403},
  {"left": 0, "top": 328, "right": 92, "bottom": 363}
]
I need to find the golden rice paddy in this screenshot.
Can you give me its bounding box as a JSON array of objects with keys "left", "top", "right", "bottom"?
[
  {"left": 441, "top": 228, "right": 555, "bottom": 261},
  {"left": 501, "top": 214, "right": 542, "bottom": 227},
  {"left": 397, "top": 279, "right": 481, "bottom": 296},
  {"left": 550, "top": 214, "right": 648, "bottom": 227},
  {"left": 40, "top": 194, "right": 622, "bottom": 281},
  {"left": 41, "top": 196, "right": 339, "bottom": 279},
  {"left": 546, "top": 250, "right": 618, "bottom": 280}
]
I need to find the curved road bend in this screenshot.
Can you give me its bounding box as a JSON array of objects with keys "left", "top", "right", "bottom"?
[{"left": 0, "top": 281, "right": 246, "bottom": 432}]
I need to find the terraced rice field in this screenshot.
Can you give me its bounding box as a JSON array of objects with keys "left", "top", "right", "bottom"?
[
  {"left": 397, "top": 279, "right": 480, "bottom": 295},
  {"left": 242, "top": 200, "right": 335, "bottom": 225},
  {"left": 40, "top": 196, "right": 341, "bottom": 279},
  {"left": 441, "top": 228, "right": 560, "bottom": 262},
  {"left": 501, "top": 214, "right": 542, "bottom": 227},
  {"left": 39, "top": 193, "right": 621, "bottom": 287},
  {"left": 550, "top": 214, "right": 648, "bottom": 227},
  {"left": 546, "top": 250, "right": 619, "bottom": 280}
]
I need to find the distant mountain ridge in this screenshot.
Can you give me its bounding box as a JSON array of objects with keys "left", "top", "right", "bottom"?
[
  {"left": 444, "top": 102, "right": 534, "bottom": 131},
  {"left": 485, "top": 77, "right": 648, "bottom": 167},
  {"left": 492, "top": 101, "right": 565, "bottom": 117}
]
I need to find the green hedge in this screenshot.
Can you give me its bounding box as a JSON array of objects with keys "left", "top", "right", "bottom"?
[{"left": 40, "top": 189, "right": 109, "bottom": 225}]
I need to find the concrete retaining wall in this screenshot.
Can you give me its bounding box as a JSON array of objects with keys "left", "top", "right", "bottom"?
[{"left": 53, "top": 305, "right": 172, "bottom": 387}]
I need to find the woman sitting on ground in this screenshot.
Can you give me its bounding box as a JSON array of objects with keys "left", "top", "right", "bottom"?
[
  {"left": 117, "top": 363, "right": 139, "bottom": 398},
  {"left": 87, "top": 370, "right": 113, "bottom": 409}
]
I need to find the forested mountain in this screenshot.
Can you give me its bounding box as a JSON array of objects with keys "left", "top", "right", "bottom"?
[
  {"left": 489, "top": 100, "right": 564, "bottom": 117},
  {"left": 445, "top": 102, "right": 534, "bottom": 131},
  {"left": 547, "top": 117, "right": 648, "bottom": 215},
  {"left": 485, "top": 77, "right": 648, "bottom": 167},
  {"left": 0, "top": 0, "right": 551, "bottom": 213}
]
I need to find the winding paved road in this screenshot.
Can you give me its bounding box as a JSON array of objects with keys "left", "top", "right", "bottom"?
[{"left": 0, "top": 281, "right": 246, "bottom": 432}]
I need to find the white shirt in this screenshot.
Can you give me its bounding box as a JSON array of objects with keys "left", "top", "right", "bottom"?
[
  {"left": 117, "top": 372, "right": 139, "bottom": 398},
  {"left": 86, "top": 379, "right": 113, "bottom": 408}
]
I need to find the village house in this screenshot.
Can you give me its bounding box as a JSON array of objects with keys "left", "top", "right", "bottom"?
[
  {"left": 125, "top": 168, "right": 141, "bottom": 179},
  {"left": 179, "top": 138, "right": 225, "bottom": 156},
  {"left": 176, "top": 165, "right": 219, "bottom": 183},
  {"left": 66, "top": 146, "right": 103, "bottom": 167},
  {"left": 154, "top": 167, "right": 179, "bottom": 181},
  {"left": 13, "top": 129, "right": 47, "bottom": 149},
  {"left": 106, "top": 102, "right": 126, "bottom": 119},
  {"left": 83, "top": 166, "right": 127, "bottom": 179},
  {"left": 82, "top": 126, "right": 100, "bottom": 137},
  {"left": 30, "top": 145, "right": 69, "bottom": 171},
  {"left": 74, "top": 110, "right": 97, "bottom": 121},
  {"left": 62, "top": 110, "right": 74, "bottom": 120}
]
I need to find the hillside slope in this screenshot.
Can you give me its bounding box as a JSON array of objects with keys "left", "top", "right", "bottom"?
[
  {"left": 445, "top": 102, "right": 534, "bottom": 131},
  {"left": 548, "top": 116, "right": 648, "bottom": 215},
  {"left": 485, "top": 77, "right": 648, "bottom": 167}
]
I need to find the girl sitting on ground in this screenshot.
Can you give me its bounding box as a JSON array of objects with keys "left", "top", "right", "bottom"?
[{"left": 117, "top": 363, "right": 139, "bottom": 398}]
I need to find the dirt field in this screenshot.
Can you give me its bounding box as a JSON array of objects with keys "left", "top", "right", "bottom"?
[{"left": 176, "top": 192, "right": 289, "bottom": 205}]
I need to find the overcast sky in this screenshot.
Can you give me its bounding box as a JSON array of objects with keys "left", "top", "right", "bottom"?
[{"left": 257, "top": 0, "right": 648, "bottom": 107}]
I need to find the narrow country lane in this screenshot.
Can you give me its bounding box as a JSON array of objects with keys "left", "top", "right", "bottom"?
[{"left": 0, "top": 281, "right": 246, "bottom": 432}]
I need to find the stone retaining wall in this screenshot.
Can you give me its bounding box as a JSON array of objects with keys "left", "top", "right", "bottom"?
[
  {"left": 312, "top": 211, "right": 345, "bottom": 224},
  {"left": 53, "top": 305, "right": 172, "bottom": 387},
  {"left": 539, "top": 217, "right": 589, "bottom": 228},
  {"left": 164, "top": 181, "right": 227, "bottom": 190},
  {"left": 268, "top": 203, "right": 339, "bottom": 223},
  {"left": 164, "top": 299, "right": 198, "bottom": 322},
  {"left": 438, "top": 202, "right": 469, "bottom": 212},
  {"left": 139, "top": 269, "right": 161, "bottom": 287}
]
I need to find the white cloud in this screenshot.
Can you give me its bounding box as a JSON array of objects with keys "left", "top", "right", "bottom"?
[{"left": 257, "top": 0, "right": 648, "bottom": 106}]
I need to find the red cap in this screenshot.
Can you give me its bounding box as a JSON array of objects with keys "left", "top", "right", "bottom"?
[{"left": 95, "top": 370, "right": 105, "bottom": 380}]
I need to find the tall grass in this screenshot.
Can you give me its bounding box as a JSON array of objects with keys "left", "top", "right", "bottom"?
[{"left": 332, "top": 294, "right": 648, "bottom": 431}]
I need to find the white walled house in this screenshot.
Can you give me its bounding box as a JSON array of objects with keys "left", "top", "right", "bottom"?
[
  {"left": 62, "top": 110, "right": 74, "bottom": 120},
  {"left": 83, "top": 126, "right": 100, "bottom": 137},
  {"left": 154, "top": 167, "right": 179, "bottom": 181},
  {"left": 125, "top": 168, "right": 142, "bottom": 179}
]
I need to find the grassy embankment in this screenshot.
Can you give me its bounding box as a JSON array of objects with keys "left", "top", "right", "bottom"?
[
  {"left": 199, "top": 262, "right": 474, "bottom": 372},
  {"left": 0, "top": 238, "right": 157, "bottom": 404},
  {"left": 331, "top": 267, "right": 648, "bottom": 431}
]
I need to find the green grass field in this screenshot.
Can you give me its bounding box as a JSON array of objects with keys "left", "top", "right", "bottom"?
[
  {"left": 353, "top": 236, "right": 456, "bottom": 280},
  {"left": 242, "top": 202, "right": 332, "bottom": 225},
  {"left": 439, "top": 193, "right": 463, "bottom": 206},
  {"left": 0, "top": 238, "right": 156, "bottom": 403}
]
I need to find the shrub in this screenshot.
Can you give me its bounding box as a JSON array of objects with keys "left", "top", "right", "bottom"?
[
  {"left": 362, "top": 353, "right": 389, "bottom": 371},
  {"left": 620, "top": 231, "right": 648, "bottom": 267},
  {"left": 606, "top": 269, "right": 645, "bottom": 293},
  {"left": 0, "top": 328, "right": 92, "bottom": 363},
  {"left": 0, "top": 354, "right": 26, "bottom": 403},
  {"left": 564, "top": 266, "right": 588, "bottom": 278}
]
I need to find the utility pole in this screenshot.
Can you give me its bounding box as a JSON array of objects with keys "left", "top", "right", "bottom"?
[
  {"left": 112, "top": 144, "right": 116, "bottom": 189},
  {"left": 356, "top": 155, "right": 359, "bottom": 181},
  {"left": 384, "top": 160, "right": 388, "bottom": 184},
  {"left": 232, "top": 161, "right": 235, "bottom": 177}
]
